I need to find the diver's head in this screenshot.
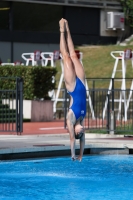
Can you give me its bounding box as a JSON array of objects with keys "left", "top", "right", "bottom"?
[{"left": 74, "top": 124, "right": 84, "bottom": 139}]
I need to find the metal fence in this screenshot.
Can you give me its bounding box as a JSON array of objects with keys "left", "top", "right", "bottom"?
[
  {"left": 64, "top": 78, "right": 133, "bottom": 134},
  {"left": 0, "top": 77, "right": 23, "bottom": 134}
]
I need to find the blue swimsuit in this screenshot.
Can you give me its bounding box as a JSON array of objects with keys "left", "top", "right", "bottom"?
[{"left": 68, "top": 77, "right": 86, "bottom": 120}]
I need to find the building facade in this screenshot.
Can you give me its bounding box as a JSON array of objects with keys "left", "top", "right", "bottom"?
[{"left": 0, "top": 0, "right": 125, "bottom": 62}]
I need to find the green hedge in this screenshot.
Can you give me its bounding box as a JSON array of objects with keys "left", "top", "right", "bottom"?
[{"left": 0, "top": 65, "right": 57, "bottom": 100}]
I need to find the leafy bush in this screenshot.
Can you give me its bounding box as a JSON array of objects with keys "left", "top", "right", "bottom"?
[
  {"left": 0, "top": 65, "right": 57, "bottom": 100},
  {"left": 120, "top": 0, "right": 133, "bottom": 27}
]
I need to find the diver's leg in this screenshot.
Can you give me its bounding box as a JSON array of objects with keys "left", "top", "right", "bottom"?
[
  {"left": 65, "top": 19, "right": 85, "bottom": 83},
  {"left": 78, "top": 133, "right": 85, "bottom": 161},
  {"left": 59, "top": 18, "right": 76, "bottom": 91}
]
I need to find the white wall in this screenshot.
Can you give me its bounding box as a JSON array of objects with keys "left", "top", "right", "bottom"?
[{"left": 23, "top": 100, "right": 31, "bottom": 119}]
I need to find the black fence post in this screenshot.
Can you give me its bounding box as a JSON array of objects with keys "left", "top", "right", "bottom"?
[
  {"left": 16, "top": 78, "right": 18, "bottom": 133},
  {"left": 110, "top": 78, "right": 115, "bottom": 134},
  {"left": 19, "top": 77, "right": 23, "bottom": 133},
  {"left": 107, "top": 94, "right": 110, "bottom": 134},
  {"left": 16, "top": 77, "right": 23, "bottom": 134},
  {"left": 92, "top": 80, "right": 95, "bottom": 110}
]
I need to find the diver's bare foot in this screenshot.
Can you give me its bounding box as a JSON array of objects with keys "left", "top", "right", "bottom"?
[
  {"left": 71, "top": 156, "right": 78, "bottom": 161},
  {"left": 59, "top": 18, "right": 66, "bottom": 33},
  {"left": 77, "top": 156, "right": 82, "bottom": 162},
  {"left": 64, "top": 19, "right": 70, "bottom": 32}
]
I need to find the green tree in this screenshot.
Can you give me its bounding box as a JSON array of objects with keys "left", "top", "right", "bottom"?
[{"left": 120, "top": 0, "right": 133, "bottom": 27}]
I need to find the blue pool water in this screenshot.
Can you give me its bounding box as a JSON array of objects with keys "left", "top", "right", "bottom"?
[{"left": 0, "top": 155, "right": 133, "bottom": 200}]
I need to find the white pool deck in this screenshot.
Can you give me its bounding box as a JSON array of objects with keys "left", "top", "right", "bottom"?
[{"left": 0, "top": 133, "right": 133, "bottom": 160}]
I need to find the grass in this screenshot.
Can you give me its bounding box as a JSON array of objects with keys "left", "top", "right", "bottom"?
[
  {"left": 55, "top": 44, "right": 133, "bottom": 82},
  {"left": 79, "top": 44, "right": 133, "bottom": 79}
]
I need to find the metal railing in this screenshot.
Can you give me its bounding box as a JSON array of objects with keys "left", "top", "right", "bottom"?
[
  {"left": 64, "top": 78, "right": 133, "bottom": 134},
  {"left": 0, "top": 77, "right": 23, "bottom": 134}
]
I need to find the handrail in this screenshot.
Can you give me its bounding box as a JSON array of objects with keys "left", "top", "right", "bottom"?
[
  {"left": 111, "top": 50, "right": 133, "bottom": 60},
  {"left": 110, "top": 51, "right": 124, "bottom": 59}
]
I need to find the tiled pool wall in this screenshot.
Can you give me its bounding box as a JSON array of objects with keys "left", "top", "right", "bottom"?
[{"left": 0, "top": 147, "right": 133, "bottom": 160}]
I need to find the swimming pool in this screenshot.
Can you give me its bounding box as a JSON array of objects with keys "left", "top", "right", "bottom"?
[{"left": 0, "top": 155, "right": 133, "bottom": 200}]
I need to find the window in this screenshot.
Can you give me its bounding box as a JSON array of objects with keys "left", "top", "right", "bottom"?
[
  {"left": 13, "top": 2, "right": 63, "bottom": 32},
  {"left": 0, "top": 2, "right": 10, "bottom": 30}
]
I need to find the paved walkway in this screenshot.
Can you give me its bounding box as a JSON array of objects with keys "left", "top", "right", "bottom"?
[{"left": 0, "top": 120, "right": 133, "bottom": 160}]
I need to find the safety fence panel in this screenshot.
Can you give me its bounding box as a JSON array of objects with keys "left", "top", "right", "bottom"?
[
  {"left": 85, "top": 88, "right": 133, "bottom": 134},
  {"left": 0, "top": 77, "right": 23, "bottom": 134}
]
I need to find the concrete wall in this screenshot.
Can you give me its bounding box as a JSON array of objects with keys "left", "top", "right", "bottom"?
[
  {"left": 23, "top": 100, "right": 32, "bottom": 119},
  {"left": 0, "top": 42, "right": 59, "bottom": 63},
  {"left": 31, "top": 100, "right": 53, "bottom": 122},
  {"left": 3, "top": 99, "right": 54, "bottom": 120},
  {"left": 0, "top": 42, "right": 11, "bottom": 63}
]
